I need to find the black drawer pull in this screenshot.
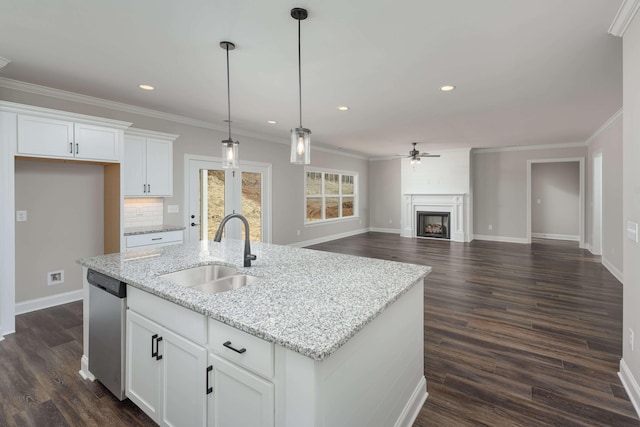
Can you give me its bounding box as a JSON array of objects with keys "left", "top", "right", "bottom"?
[
  {"left": 223, "top": 341, "right": 246, "bottom": 354},
  {"left": 155, "top": 336, "right": 163, "bottom": 360},
  {"left": 151, "top": 237, "right": 163, "bottom": 241}
]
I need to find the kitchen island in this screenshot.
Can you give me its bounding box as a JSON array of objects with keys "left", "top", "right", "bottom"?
[{"left": 78, "top": 239, "right": 431, "bottom": 427}]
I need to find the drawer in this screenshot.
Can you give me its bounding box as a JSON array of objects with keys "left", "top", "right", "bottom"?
[
  {"left": 127, "top": 286, "right": 207, "bottom": 345},
  {"left": 125, "top": 230, "right": 183, "bottom": 249},
  {"left": 209, "top": 319, "right": 274, "bottom": 378}
]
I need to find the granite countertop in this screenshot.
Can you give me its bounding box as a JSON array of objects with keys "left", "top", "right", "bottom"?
[
  {"left": 77, "top": 240, "right": 431, "bottom": 361},
  {"left": 124, "top": 225, "right": 186, "bottom": 236}
]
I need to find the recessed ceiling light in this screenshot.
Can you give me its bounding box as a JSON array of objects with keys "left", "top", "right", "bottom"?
[
  {"left": 440, "top": 85, "right": 455, "bottom": 92},
  {"left": 267, "top": 120, "right": 277, "bottom": 124},
  {"left": 139, "top": 84, "right": 155, "bottom": 91},
  {"left": 337, "top": 106, "right": 349, "bottom": 111}
]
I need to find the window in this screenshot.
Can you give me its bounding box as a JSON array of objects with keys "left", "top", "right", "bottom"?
[{"left": 305, "top": 169, "right": 358, "bottom": 223}]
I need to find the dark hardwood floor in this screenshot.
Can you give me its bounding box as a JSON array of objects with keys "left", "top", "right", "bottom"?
[
  {"left": 309, "top": 233, "right": 639, "bottom": 426},
  {"left": 0, "top": 233, "right": 637, "bottom": 426}
]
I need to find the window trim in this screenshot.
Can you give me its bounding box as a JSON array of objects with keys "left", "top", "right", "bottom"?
[{"left": 304, "top": 167, "right": 359, "bottom": 225}]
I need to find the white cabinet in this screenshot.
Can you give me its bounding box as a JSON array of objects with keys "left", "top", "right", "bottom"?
[
  {"left": 124, "top": 129, "right": 177, "bottom": 197},
  {"left": 208, "top": 353, "right": 274, "bottom": 427},
  {"left": 126, "top": 287, "right": 208, "bottom": 427},
  {"left": 124, "top": 230, "right": 183, "bottom": 251},
  {"left": 17, "top": 114, "right": 121, "bottom": 162},
  {"left": 207, "top": 319, "right": 275, "bottom": 427}
]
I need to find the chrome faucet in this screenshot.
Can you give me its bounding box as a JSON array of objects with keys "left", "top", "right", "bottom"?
[{"left": 213, "top": 213, "right": 257, "bottom": 267}]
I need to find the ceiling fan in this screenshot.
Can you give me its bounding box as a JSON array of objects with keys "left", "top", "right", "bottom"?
[{"left": 398, "top": 142, "right": 440, "bottom": 163}]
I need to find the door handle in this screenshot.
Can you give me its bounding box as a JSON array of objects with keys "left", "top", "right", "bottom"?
[
  {"left": 206, "top": 365, "right": 213, "bottom": 395},
  {"left": 151, "top": 334, "right": 163, "bottom": 360},
  {"left": 191, "top": 222, "right": 200, "bottom": 227}
]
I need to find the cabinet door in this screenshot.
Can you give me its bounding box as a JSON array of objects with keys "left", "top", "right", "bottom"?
[
  {"left": 17, "top": 115, "right": 74, "bottom": 158},
  {"left": 161, "top": 328, "right": 208, "bottom": 427},
  {"left": 126, "top": 310, "right": 162, "bottom": 421},
  {"left": 146, "top": 138, "right": 173, "bottom": 196},
  {"left": 123, "top": 135, "right": 147, "bottom": 196},
  {"left": 74, "top": 123, "right": 120, "bottom": 161},
  {"left": 208, "top": 353, "right": 274, "bottom": 427}
]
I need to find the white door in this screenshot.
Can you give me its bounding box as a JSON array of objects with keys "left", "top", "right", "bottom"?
[
  {"left": 186, "top": 156, "right": 271, "bottom": 243},
  {"left": 208, "top": 353, "right": 274, "bottom": 427},
  {"left": 161, "top": 328, "right": 208, "bottom": 427}
]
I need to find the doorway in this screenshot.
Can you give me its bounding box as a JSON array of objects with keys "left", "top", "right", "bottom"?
[
  {"left": 526, "top": 158, "right": 585, "bottom": 248},
  {"left": 185, "top": 155, "right": 271, "bottom": 243},
  {"left": 592, "top": 153, "right": 603, "bottom": 255}
]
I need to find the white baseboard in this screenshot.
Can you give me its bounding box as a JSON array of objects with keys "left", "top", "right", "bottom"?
[
  {"left": 79, "top": 354, "right": 95, "bottom": 381},
  {"left": 619, "top": 359, "right": 640, "bottom": 419},
  {"left": 288, "top": 228, "right": 369, "bottom": 248},
  {"left": 531, "top": 233, "right": 580, "bottom": 242},
  {"left": 369, "top": 227, "right": 401, "bottom": 234},
  {"left": 473, "top": 234, "right": 529, "bottom": 244},
  {"left": 15, "top": 289, "right": 83, "bottom": 315},
  {"left": 602, "top": 257, "right": 624, "bottom": 283},
  {"left": 395, "top": 376, "right": 428, "bottom": 427}
]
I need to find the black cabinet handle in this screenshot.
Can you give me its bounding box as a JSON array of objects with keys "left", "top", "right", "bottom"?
[
  {"left": 75, "top": 142, "right": 79, "bottom": 155},
  {"left": 223, "top": 341, "right": 246, "bottom": 354},
  {"left": 206, "top": 365, "right": 213, "bottom": 394},
  {"left": 155, "top": 336, "right": 163, "bottom": 360},
  {"left": 151, "top": 334, "right": 158, "bottom": 358},
  {"left": 151, "top": 334, "right": 163, "bottom": 360},
  {"left": 151, "top": 237, "right": 163, "bottom": 241},
  {"left": 69, "top": 142, "right": 73, "bottom": 153}
]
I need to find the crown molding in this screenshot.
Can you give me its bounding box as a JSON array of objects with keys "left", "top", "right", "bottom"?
[
  {"left": 126, "top": 127, "right": 180, "bottom": 141},
  {"left": 585, "top": 108, "right": 623, "bottom": 146},
  {"left": 472, "top": 142, "right": 585, "bottom": 154},
  {"left": 0, "top": 56, "right": 10, "bottom": 71},
  {"left": 0, "top": 77, "right": 289, "bottom": 144},
  {"left": 0, "top": 100, "right": 131, "bottom": 129},
  {"left": 609, "top": 0, "right": 640, "bottom": 37}
]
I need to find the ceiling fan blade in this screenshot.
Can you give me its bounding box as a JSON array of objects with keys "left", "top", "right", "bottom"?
[{"left": 419, "top": 154, "right": 440, "bottom": 158}]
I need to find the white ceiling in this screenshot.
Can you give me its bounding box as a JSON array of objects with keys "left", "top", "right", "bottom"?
[{"left": 0, "top": 0, "right": 623, "bottom": 158}]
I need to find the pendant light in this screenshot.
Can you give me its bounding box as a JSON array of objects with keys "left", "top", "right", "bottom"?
[
  {"left": 290, "top": 8, "right": 311, "bottom": 165},
  {"left": 220, "top": 41, "right": 239, "bottom": 169}
]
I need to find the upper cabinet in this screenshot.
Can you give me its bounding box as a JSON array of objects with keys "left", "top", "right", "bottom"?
[
  {"left": 124, "top": 129, "right": 178, "bottom": 197},
  {"left": 17, "top": 115, "right": 122, "bottom": 162}
]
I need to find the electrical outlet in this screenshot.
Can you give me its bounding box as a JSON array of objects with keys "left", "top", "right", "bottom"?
[
  {"left": 16, "top": 210, "right": 27, "bottom": 222},
  {"left": 488, "top": 224, "right": 493, "bottom": 231},
  {"left": 389, "top": 219, "right": 393, "bottom": 224},
  {"left": 296, "top": 229, "right": 300, "bottom": 236},
  {"left": 630, "top": 328, "right": 635, "bottom": 351},
  {"left": 47, "top": 270, "right": 64, "bottom": 286}
]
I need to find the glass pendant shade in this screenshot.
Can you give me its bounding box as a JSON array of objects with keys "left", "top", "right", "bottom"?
[
  {"left": 290, "top": 127, "right": 311, "bottom": 164},
  {"left": 222, "top": 139, "right": 239, "bottom": 169}
]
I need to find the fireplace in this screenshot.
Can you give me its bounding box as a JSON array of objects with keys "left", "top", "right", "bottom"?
[{"left": 416, "top": 211, "right": 450, "bottom": 239}]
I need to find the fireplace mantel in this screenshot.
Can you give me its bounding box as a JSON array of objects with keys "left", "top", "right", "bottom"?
[{"left": 401, "top": 194, "right": 472, "bottom": 242}]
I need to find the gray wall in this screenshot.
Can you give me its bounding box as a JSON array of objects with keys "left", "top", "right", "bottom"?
[
  {"left": 472, "top": 146, "right": 586, "bottom": 240},
  {"left": 369, "top": 158, "right": 401, "bottom": 231},
  {"left": 2, "top": 86, "right": 369, "bottom": 304},
  {"left": 14, "top": 160, "right": 104, "bottom": 303},
  {"left": 531, "top": 162, "right": 580, "bottom": 238},
  {"left": 622, "top": 13, "right": 640, "bottom": 398},
  {"left": 586, "top": 115, "right": 623, "bottom": 272}
]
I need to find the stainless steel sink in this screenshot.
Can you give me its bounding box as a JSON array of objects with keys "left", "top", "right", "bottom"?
[
  {"left": 191, "top": 275, "right": 261, "bottom": 294},
  {"left": 160, "top": 265, "right": 237, "bottom": 287}
]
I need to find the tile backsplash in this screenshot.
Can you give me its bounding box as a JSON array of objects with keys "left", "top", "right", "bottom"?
[{"left": 124, "top": 198, "right": 164, "bottom": 228}]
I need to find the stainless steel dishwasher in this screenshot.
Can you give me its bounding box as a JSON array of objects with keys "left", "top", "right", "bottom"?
[{"left": 87, "top": 269, "right": 127, "bottom": 400}]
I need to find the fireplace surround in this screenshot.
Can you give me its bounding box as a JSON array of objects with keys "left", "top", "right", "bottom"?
[{"left": 402, "top": 194, "right": 472, "bottom": 242}]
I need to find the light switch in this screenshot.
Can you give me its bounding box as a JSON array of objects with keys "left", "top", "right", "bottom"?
[
  {"left": 536, "top": 199, "right": 541, "bottom": 205},
  {"left": 167, "top": 205, "right": 179, "bottom": 213},
  {"left": 16, "top": 210, "right": 27, "bottom": 222},
  {"left": 627, "top": 221, "right": 639, "bottom": 243}
]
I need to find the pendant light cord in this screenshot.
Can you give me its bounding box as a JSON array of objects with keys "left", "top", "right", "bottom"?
[
  {"left": 226, "top": 44, "right": 232, "bottom": 141},
  {"left": 298, "top": 18, "right": 303, "bottom": 128}
]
